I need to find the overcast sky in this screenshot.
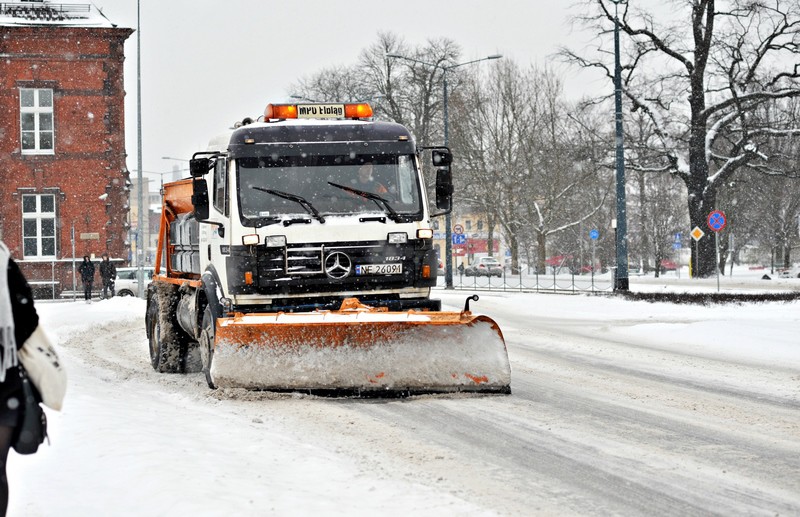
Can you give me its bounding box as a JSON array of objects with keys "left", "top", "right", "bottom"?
[{"left": 92, "top": 0, "right": 604, "bottom": 182}]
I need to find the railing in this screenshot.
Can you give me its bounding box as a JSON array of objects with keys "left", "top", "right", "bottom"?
[{"left": 437, "top": 269, "right": 614, "bottom": 294}]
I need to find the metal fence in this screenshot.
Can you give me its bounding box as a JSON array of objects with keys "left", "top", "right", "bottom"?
[{"left": 437, "top": 270, "right": 614, "bottom": 294}]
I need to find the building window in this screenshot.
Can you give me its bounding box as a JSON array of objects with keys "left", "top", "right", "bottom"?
[
  {"left": 477, "top": 220, "right": 484, "bottom": 231},
  {"left": 432, "top": 220, "right": 439, "bottom": 230},
  {"left": 20, "top": 88, "right": 55, "bottom": 154},
  {"left": 22, "top": 194, "right": 56, "bottom": 258},
  {"left": 466, "top": 220, "right": 472, "bottom": 231}
]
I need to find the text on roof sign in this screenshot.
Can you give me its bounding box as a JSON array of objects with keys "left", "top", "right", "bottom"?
[{"left": 297, "top": 104, "right": 345, "bottom": 119}]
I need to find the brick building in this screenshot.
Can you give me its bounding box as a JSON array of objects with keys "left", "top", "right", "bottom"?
[{"left": 0, "top": 1, "right": 132, "bottom": 296}]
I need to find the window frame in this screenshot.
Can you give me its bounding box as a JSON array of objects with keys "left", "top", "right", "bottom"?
[
  {"left": 212, "top": 157, "right": 229, "bottom": 216},
  {"left": 19, "top": 88, "right": 55, "bottom": 155},
  {"left": 22, "top": 193, "right": 57, "bottom": 259}
]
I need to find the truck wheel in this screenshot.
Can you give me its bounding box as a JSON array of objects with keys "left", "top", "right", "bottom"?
[
  {"left": 199, "top": 306, "right": 217, "bottom": 389},
  {"left": 147, "top": 288, "right": 183, "bottom": 373}
]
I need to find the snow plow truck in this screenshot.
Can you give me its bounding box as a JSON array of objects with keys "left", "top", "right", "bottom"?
[{"left": 144, "top": 101, "right": 511, "bottom": 395}]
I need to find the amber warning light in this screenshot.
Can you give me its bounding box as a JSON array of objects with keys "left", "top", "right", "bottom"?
[{"left": 264, "top": 102, "right": 372, "bottom": 120}]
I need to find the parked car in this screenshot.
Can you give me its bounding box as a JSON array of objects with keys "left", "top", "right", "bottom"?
[
  {"left": 659, "top": 259, "right": 679, "bottom": 273},
  {"left": 115, "top": 267, "right": 155, "bottom": 296},
  {"left": 777, "top": 266, "right": 800, "bottom": 279},
  {"left": 464, "top": 257, "right": 503, "bottom": 277}
]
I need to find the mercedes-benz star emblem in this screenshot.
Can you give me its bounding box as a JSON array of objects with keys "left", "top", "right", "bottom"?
[{"left": 324, "top": 251, "right": 352, "bottom": 279}]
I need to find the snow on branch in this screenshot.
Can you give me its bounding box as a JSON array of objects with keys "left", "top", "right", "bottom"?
[
  {"left": 705, "top": 111, "right": 738, "bottom": 163},
  {"left": 701, "top": 89, "right": 800, "bottom": 120}
]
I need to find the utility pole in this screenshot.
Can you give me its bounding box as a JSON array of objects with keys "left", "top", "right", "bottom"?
[{"left": 611, "top": 0, "right": 629, "bottom": 291}]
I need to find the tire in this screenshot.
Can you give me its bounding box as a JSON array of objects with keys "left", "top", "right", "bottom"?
[
  {"left": 147, "top": 285, "right": 185, "bottom": 373},
  {"left": 199, "top": 306, "right": 217, "bottom": 389},
  {"left": 117, "top": 289, "right": 134, "bottom": 297}
]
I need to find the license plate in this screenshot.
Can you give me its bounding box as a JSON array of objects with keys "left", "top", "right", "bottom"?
[{"left": 355, "top": 263, "right": 402, "bottom": 275}]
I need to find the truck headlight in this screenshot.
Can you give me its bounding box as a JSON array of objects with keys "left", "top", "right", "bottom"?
[
  {"left": 416, "top": 229, "right": 433, "bottom": 239},
  {"left": 265, "top": 235, "right": 287, "bottom": 247},
  {"left": 242, "top": 234, "right": 260, "bottom": 246},
  {"left": 387, "top": 232, "right": 408, "bottom": 244}
]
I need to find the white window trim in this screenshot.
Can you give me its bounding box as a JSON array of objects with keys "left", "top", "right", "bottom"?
[
  {"left": 20, "top": 88, "right": 55, "bottom": 155},
  {"left": 22, "top": 194, "right": 57, "bottom": 259}
]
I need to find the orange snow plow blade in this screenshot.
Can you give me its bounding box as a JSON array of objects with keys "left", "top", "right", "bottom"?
[{"left": 210, "top": 298, "right": 511, "bottom": 394}]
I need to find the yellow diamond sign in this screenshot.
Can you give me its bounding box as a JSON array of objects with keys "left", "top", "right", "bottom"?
[{"left": 691, "top": 226, "right": 705, "bottom": 241}]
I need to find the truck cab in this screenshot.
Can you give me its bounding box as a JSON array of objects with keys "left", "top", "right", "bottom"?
[{"left": 184, "top": 101, "right": 453, "bottom": 313}]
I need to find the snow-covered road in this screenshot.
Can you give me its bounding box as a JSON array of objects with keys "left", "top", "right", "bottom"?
[{"left": 9, "top": 289, "right": 800, "bottom": 516}]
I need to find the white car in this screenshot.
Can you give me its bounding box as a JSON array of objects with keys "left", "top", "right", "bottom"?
[
  {"left": 114, "top": 267, "right": 155, "bottom": 296},
  {"left": 464, "top": 257, "right": 503, "bottom": 277},
  {"left": 777, "top": 266, "right": 800, "bottom": 279}
]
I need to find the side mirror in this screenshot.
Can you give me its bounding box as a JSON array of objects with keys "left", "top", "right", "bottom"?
[
  {"left": 192, "top": 178, "right": 209, "bottom": 221},
  {"left": 190, "top": 157, "right": 211, "bottom": 178},
  {"left": 435, "top": 168, "right": 453, "bottom": 211},
  {"left": 432, "top": 149, "right": 452, "bottom": 167}
]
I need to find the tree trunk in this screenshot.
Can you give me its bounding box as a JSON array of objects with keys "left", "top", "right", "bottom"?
[
  {"left": 536, "top": 232, "right": 547, "bottom": 274},
  {"left": 687, "top": 181, "right": 717, "bottom": 277},
  {"left": 508, "top": 234, "right": 520, "bottom": 275},
  {"left": 637, "top": 173, "right": 652, "bottom": 273},
  {"left": 718, "top": 230, "right": 729, "bottom": 275}
]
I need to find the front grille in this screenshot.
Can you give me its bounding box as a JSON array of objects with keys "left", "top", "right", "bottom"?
[
  {"left": 229, "top": 240, "right": 436, "bottom": 296},
  {"left": 286, "top": 247, "right": 323, "bottom": 274}
]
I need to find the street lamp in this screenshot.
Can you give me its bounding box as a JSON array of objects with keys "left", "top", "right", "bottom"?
[
  {"left": 136, "top": 0, "right": 144, "bottom": 298},
  {"left": 290, "top": 94, "right": 319, "bottom": 102},
  {"left": 162, "top": 156, "right": 190, "bottom": 184},
  {"left": 610, "top": 0, "right": 629, "bottom": 291},
  {"left": 385, "top": 52, "right": 502, "bottom": 289}
]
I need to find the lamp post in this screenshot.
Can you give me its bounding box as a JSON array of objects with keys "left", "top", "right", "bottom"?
[
  {"left": 385, "top": 52, "right": 502, "bottom": 289},
  {"left": 136, "top": 0, "right": 144, "bottom": 297},
  {"left": 610, "top": 0, "right": 629, "bottom": 291},
  {"left": 290, "top": 94, "right": 319, "bottom": 102},
  {"left": 161, "top": 156, "right": 190, "bottom": 184}
]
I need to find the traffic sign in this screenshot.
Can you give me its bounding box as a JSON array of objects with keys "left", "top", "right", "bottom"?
[
  {"left": 452, "top": 234, "right": 466, "bottom": 245},
  {"left": 453, "top": 224, "right": 464, "bottom": 235},
  {"left": 691, "top": 227, "right": 705, "bottom": 241},
  {"left": 707, "top": 210, "right": 726, "bottom": 232},
  {"left": 589, "top": 229, "right": 599, "bottom": 240}
]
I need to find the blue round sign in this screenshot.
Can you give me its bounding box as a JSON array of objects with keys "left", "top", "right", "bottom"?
[
  {"left": 707, "top": 210, "right": 726, "bottom": 232},
  {"left": 589, "top": 229, "right": 599, "bottom": 240}
]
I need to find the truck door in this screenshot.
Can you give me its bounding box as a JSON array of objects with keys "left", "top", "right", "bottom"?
[{"left": 199, "top": 156, "right": 230, "bottom": 281}]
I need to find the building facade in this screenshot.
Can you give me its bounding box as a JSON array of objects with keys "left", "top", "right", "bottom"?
[
  {"left": 0, "top": 1, "right": 132, "bottom": 296},
  {"left": 432, "top": 211, "right": 504, "bottom": 271}
]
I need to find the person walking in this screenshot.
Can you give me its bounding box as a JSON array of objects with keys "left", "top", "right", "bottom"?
[
  {"left": 99, "top": 253, "right": 116, "bottom": 299},
  {"left": 78, "top": 255, "right": 95, "bottom": 302},
  {"left": 0, "top": 241, "right": 39, "bottom": 515}
]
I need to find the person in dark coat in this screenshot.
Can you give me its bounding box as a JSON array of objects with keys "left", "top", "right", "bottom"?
[
  {"left": 98, "top": 253, "right": 116, "bottom": 299},
  {"left": 0, "top": 241, "right": 39, "bottom": 515},
  {"left": 78, "top": 255, "right": 95, "bottom": 302}
]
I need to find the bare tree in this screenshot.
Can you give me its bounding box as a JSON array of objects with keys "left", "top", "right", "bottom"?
[
  {"left": 289, "top": 32, "right": 462, "bottom": 148},
  {"left": 563, "top": 0, "right": 800, "bottom": 277},
  {"left": 451, "top": 61, "right": 611, "bottom": 274}
]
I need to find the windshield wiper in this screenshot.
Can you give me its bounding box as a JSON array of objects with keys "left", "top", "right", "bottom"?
[
  {"left": 252, "top": 187, "right": 326, "bottom": 224},
  {"left": 327, "top": 182, "right": 402, "bottom": 223},
  {"left": 253, "top": 216, "right": 282, "bottom": 228}
]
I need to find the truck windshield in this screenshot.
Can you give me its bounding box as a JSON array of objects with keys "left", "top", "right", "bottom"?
[{"left": 237, "top": 154, "right": 422, "bottom": 225}]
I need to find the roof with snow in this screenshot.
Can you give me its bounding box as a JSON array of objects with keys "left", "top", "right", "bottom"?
[{"left": 0, "top": 1, "right": 116, "bottom": 28}]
